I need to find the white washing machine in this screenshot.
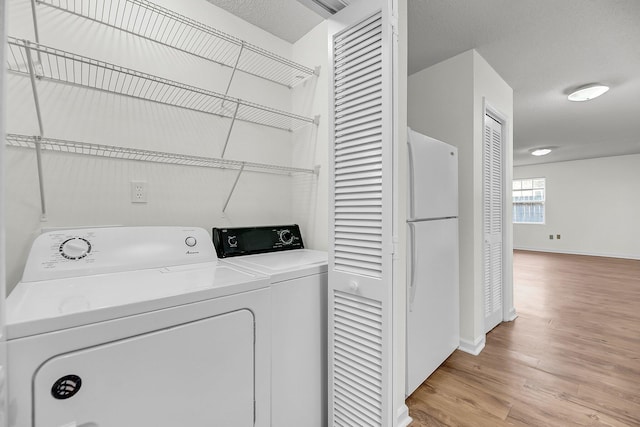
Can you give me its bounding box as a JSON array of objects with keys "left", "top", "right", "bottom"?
[
  {"left": 213, "top": 225, "right": 328, "bottom": 427},
  {"left": 6, "top": 226, "right": 271, "bottom": 427}
]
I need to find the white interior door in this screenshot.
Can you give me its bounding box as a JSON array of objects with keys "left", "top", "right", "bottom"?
[
  {"left": 328, "top": 1, "right": 395, "bottom": 425},
  {"left": 483, "top": 113, "right": 504, "bottom": 333}
]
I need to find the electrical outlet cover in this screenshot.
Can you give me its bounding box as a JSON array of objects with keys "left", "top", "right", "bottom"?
[{"left": 130, "top": 181, "right": 148, "bottom": 203}]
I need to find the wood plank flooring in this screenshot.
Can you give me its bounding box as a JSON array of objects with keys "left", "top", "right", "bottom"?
[{"left": 406, "top": 250, "right": 640, "bottom": 426}]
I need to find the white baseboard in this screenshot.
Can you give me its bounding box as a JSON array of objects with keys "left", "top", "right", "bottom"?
[
  {"left": 514, "top": 246, "right": 640, "bottom": 261},
  {"left": 396, "top": 404, "right": 412, "bottom": 427},
  {"left": 458, "top": 335, "right": 485, "bottom": 356},
  {"left": 505, "top": 307, "right": 518, "bottom": 322}
]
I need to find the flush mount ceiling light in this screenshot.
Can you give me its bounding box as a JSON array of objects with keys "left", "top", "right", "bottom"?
[
  {"left": 567, "top": 84, "right": 610, "bottom": 102},
  {"left": 530, "top": 148, "right": 552, "bottom": 157}
]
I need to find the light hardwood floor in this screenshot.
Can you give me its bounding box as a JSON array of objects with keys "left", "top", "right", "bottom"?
[{"left": 407, "top": 250, "right": 640, "bottom": 426}]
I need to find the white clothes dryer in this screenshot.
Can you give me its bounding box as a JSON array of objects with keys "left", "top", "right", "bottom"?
[
  {"left": 6, "top": 226, "right": 271, "bottom": 427},
  {"left": 213, "top": 225, "right": 328, "bottom": 427}
]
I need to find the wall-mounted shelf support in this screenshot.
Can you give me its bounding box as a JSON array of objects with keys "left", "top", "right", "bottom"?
[
  {"left": 222, "top": 164, "right": 245, "bottom": 213},
  {"left": 223, "top": 41, "right": 245, "bottom": 99},
  {"left": 221, "top": 103, "right": 240, "bottom": 158},
  {"left": 24, "top": 41, "right": 47, "bottom": 219},
  {"left": 29, "top": 0, "right": 43, "bottom": 65}
]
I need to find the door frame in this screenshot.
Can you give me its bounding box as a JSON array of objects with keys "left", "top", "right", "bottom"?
[
  {"left": 0, "top": 0, "right": 8, "bottom": 422},
  {"left": 482, "top": 99, "right": 516, "bottom": 328}
]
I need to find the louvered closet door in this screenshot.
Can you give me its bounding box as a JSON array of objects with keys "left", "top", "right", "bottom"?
[
  {"left": 328, "top": 1, "right": 394, "bottom": 426},
  {"left": 483, "top": 113, "right": 504, "bottom": 333}
]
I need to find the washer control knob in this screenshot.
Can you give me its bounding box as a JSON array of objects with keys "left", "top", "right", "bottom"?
[
  {"left": 278, "top": 229, "right": 293, "bottom": 245},
  {"left": 59, "top": 238, "right": 91, "bottom": 260},
  {"left": 185, "top": 236, "right": 197, "bottom": 247}
]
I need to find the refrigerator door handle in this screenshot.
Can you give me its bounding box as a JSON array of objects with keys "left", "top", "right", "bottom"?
[
  {"left": 407, "top": 137, "right": 416, "bottom": 220},
  {"left": 408, "top": 222, "right": 418, "bottom": 312}
]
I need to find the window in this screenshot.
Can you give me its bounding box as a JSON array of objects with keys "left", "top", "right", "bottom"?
[{"left": 513, "top": 178, "right": 545, "bottom": 224}]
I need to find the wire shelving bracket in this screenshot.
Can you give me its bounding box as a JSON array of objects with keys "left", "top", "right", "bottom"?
[
  {"left": 34, "top": 0, "right": 319, "bottom": 89},
  {"left": 6, "top": 37, "right": 316, "bottom": 133},
  {"left": 6, "top": 133, "right": 319, "bottom": 212},
  {"left": 5, "top": 134, "right": 317, "bottom": 175}
]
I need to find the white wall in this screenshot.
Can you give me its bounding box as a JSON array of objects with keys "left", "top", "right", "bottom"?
[
  {"left": 408, "top": 49, "right": 514, "bottom": 353},
  {"left": 4, "top": 0, "right": 321, "bottom": 292},
  {"left": 472, "top": 50, "right": 515, "bottom": 338},
  {"left": 514, "top": 154, "right": 640, "bottom": 259},
  {"left": 292, "top": 20, "right": 329, "bottom": 251}
]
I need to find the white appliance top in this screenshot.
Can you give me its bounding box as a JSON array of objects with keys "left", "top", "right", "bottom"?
[
  {"left": 7, "top": 226, "right": 269, "bottom": 339},
  {"left": 221, "top": 249, "right": 328, "bottom": 283},
  {"left": 407, "top": 128, "right": 459, "bottom": 220},
  {"left": 20, "top": 226, "right": 216, "bottom": 282}
]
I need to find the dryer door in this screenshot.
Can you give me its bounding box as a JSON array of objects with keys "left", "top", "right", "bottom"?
[{"left": 33, "top": 309, "right": 255, "bottom": 427}]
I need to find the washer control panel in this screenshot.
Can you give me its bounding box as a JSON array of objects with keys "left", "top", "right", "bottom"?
[
  {"left": 21, "top": 226, "right": 215, "bottom": 282},
  {"left": 212, "top": 225, "right": 304, "bottom": 258}
]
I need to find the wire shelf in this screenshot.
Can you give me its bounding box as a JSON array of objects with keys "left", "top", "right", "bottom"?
[
  {"left": 35, "top": 0, "right": 317, "bottom": 88},
  {"left": 6, "top": 37, "right": 315, "bottom": 132},
  {"left": 5, "top": 133, "right": 317, "bottom": 175}
]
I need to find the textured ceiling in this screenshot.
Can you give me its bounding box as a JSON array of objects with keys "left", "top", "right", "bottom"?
[
  {"left": 205, "top": 0, "right": 640, "bottom": 166},
  {"left": 205, "top": 0, "right": 323, "bottom": 43},
  {"left": 408, "top": 0, "right": 640, "bottom": 166}
]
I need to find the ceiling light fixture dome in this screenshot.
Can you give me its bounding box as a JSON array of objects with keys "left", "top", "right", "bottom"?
[
  {"left": 568, "top": 84, "right": 609, "bottom": 102},
  {"left": 530, "top": 148, "right": 552, "bottom": 156}
]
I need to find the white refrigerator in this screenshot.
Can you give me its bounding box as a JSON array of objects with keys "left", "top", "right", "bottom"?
[{"left": 406, "top": 128, "right": 460, "bottom": 397}]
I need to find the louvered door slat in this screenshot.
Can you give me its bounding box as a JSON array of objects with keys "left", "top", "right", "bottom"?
[
  {"left": 336, "top": 219, "right": 382, "bottom": 231},
  {"left": 335, "top": 225, "right": 382, "bottom": 235},
  {"left": 336, "top": 94, "right": 381, "bottom": 115},
  {"left": 335, "top": 78, "right": 383, "bottom": 102},
  {"left": 335, "top": 165, "right": 382, "bottom": 178},
  {"left": 335, "top": 121, "right": 382, "bottom": 139},
  {"left": 336, "top": 86, "right": 381, "bottom": 109},
  {"left": 335, "top": 105, "right": 382, "bottom": 127},
  {"left": 335, "top": 173, "right": 383, "bottom": 184},
  {"left": 335, "top": 17, "right": 381, "bottom": 47},
  {"left": 334, "top": 345, "right": 382, "bottom": 374},
  {"left": 335, "top": 150, "right": 381, "bottom": 165},
  {"left": 334, "top": 352, "right": 382, "bottom": 382},
  {"left": 336, "top": 58, "right": 383, "bottom": 88},
  {"left": 335, "top": 235, "right": 382, "bottom": 245},
  {"left": 335, "top": 198, "right": 382, "bottom": 206},
  {"left": 335, "top": 126, "right": 382, "bottom": 144},
  {"left": 335, "top": 59, "right": 382, "bottom": 87},
  {"left": 335, "top": 152, "right": 382, "bottom": 167},
  {"left": 336, "top": 98, "right": 382, "bottom": 118},
  {"left": 334, "top": 363, "right": 381, "bottom": 395}
]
